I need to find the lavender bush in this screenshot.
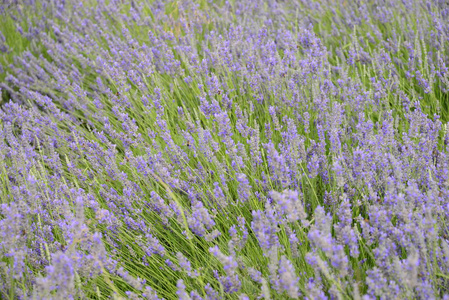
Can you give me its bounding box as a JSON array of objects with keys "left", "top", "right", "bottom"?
[{"left": 0, "top": 0, "right": 449, "bottom": 299}]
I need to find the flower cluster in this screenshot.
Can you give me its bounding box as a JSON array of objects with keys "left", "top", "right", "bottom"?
[{"left": 0, "top": 0, "right": 449, "bottom": 299}]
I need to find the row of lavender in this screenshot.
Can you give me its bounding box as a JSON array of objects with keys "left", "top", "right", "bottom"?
[{"left": 1, "top": 0, "right": 449, "bottom": 299}]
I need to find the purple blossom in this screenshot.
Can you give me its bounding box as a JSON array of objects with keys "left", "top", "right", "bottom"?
[
  {"left": 236, "top": 173, "right": 252, "bottom": 202},
  {"left": 209, "top": 245, "right": 241, "bottom": 293},
  {"left": 1, "top": 0, "right": 449, "bottom": 298}
]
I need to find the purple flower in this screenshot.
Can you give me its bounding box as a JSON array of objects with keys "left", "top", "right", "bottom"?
[{"left": 236, "top": 173, "right": 252, "bottom": 202}]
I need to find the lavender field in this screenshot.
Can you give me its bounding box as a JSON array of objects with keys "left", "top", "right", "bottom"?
[{"left": 1, "top": 0, "right": 449, "bottom": 299}]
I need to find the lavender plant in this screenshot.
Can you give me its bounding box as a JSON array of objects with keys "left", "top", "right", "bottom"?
[{"left": 0, "top": 0, "right": 449, "bottom": 299}]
